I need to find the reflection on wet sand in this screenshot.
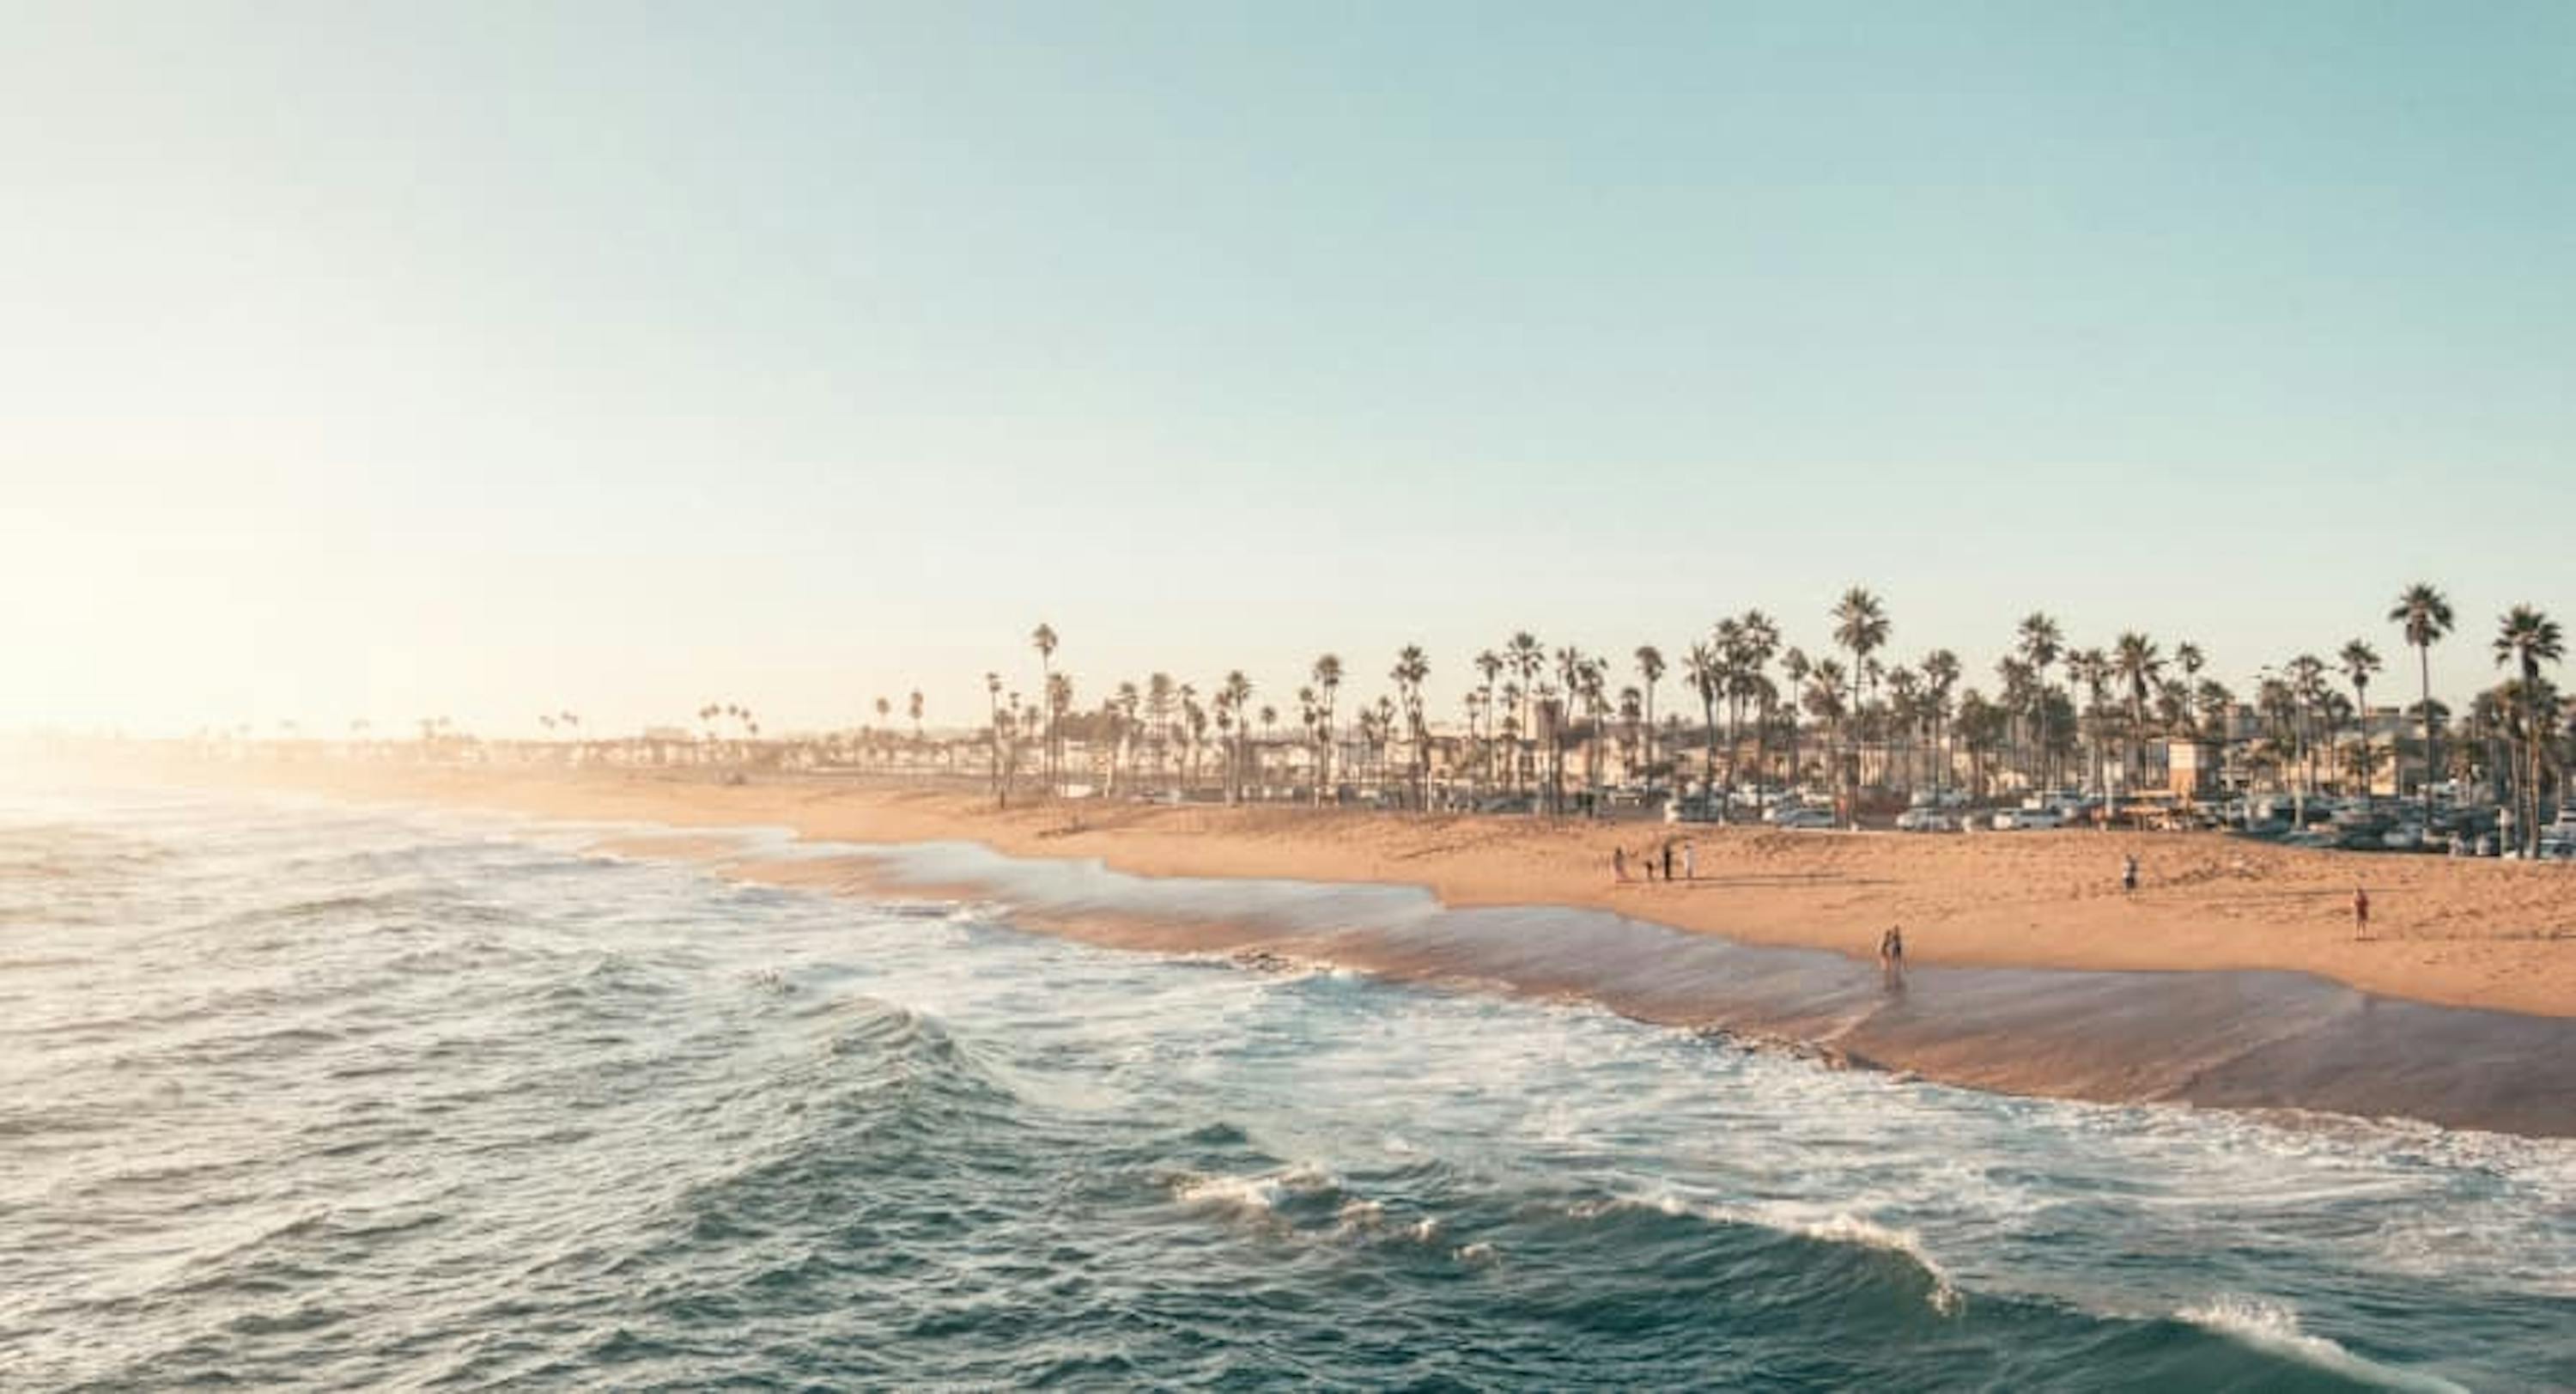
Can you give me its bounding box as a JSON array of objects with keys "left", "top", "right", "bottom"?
[{"left": 691, "top": 837, "right": 2576, "bottom": 1138}]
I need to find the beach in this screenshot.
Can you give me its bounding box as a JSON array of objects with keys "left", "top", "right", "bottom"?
[
  {"left": 62, "top": 753, "right": 2566, "bottom": 1139},
  {"left": 147, "top": 758, "right": 2576, "bottom": 1019},
  {"left": 15, "top": 778, "right": 2567, "bottom": 1387}
]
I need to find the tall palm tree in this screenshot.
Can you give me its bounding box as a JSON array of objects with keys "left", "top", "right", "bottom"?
[
  {"left": 1920, "top": 648, "right": 1960, "bottom": 798},
  {"left": 1030, "top": 624, "right": 1059, "bottom": 785},
  {"left": 1504, "top": 632, "right": 1543, "bottom": 795},
  {"left": 1391, "top": 645, "right": 1430, "bottom": 810},
  {"left": 1721, "top": 608, "right": 1783, "bottom": 804},
  {"left": 1310, "top": 654, "right": 1344, "bottom": 805},
  {"left": 1633, "top": 644, "right": 1666, "bottom": 794},
  {"left": 2493, "top": 606, "right": 2565, "bottom": 855},
  {"left": 2014, "top": 613, "right": 2063, "bottom": 791},
  {"left": 1473, "top": 648, "right": 1504, "bottom": 793},
  {"left": 2286, "top": 654, "right": 2328, "bottom": 810},
  {"left": 1832, "top": 588, "right": 1890, "bottom": 806},
  {"left": 2388, "top": 583, "right": 2454, "bottom": 819},
  {"left": 2338, "top": 640, "right": 2383, "bottom": 802},
  {"left": 1551, "top": 646, "right": 1588, "bottom": 814},
  {"left": 2068, "top": 648, "right": 2111, "bottom": 796},
  {"left": 981, "top": 675, "right": 1005, "bottom": 800},
  {"left": 1113, "top": 680, "right": 1141, "bottom": 792},
  {"left": 1884, "top": 665, "right": 1922, "bottom": 794},
  {"left": 1222, "top": 670, "right": 1255, "bottom": 803},
  {"left": 1684, "top": 642, "right": 1722, "bottom": 815},
  {"left": 1576, "top": 656, "right": 1609, "bottom": 814},
  {"left": 1802, "top": 659, "right": 1849, "bottom": 817},
  {"left": 2112, "top": 632, "right": 2163, "bottom": 794},
  {"left": 908, "top": 690, "right": 924, "bottom": 746},
  {"left": 1781, "top": 647, "right": 1812, "bottom": 789}
]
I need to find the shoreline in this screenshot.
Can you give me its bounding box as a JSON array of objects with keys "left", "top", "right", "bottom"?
[
  {"left": 109, "top": 758, "right": 2576, "bottom": 1017},
  {"left": 48, "top": 757, "right": 2576, "bottom": 1135}
]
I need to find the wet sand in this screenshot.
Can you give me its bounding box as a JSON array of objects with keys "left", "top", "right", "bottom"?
[{"left": 732, "top": 839, "right": 2576, "bottom": 1138}]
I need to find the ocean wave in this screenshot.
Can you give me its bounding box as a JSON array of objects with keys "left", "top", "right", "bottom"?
[
  {"left": 2174, "top": 1296, "right": 2470, "bottom": 1392},
  {"left": 1566, "top": 1192, "right": 1965, "bottom": 1317}
]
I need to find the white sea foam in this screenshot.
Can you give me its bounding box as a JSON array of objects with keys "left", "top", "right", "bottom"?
[
  {"left": 1574, "top": 1192, "right": 1965, "bottom": 1317},
  {"left": 2175, "top": 1296, "right": 2469, "bottom": 1393},
  {"left": 1170, "top": 1161, "right": 1338, "bottom": 1221}
]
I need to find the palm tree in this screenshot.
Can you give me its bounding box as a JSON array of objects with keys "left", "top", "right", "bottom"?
[
  {"left": 2388, "top": 583, "right": 2454, "bottom": 820},
  {"left": 908, "top": 690, "right": 925, "bottom": 746},
  {"left": 1684, "top": 642, "right": 1722, "bottom": 816},
  {"left": 2068, "top": 648, "right": 2111, "bottom": 796},
  {"left": 1576, "top": 656, "right": 1608, "bottom": 814},
  {"left": 2338, "top": 640, "right": 2382, "bottom": 802},
  {"left": 1473, "top": 648, "right": 1504, "bottom": 794},
  {"left": 983, "top": 673, "right": 1005, "bottom": 800},
  {"left": 1802, "top": 659, "right": 1849, "bottom": 818},
  {"left": 2112, "top": 632, "right": 2163, "bottom": 794},
  {"left": 1254, "top": 702, "right": 1279, "bottom": 792},
  {"left": 1504, "top": 632, "right": 1543, "bottom": 794},
  {"left": 2286, "top": 654, "right": 2328, "bottom": 813},
  {"left": 1550, "top": 646, "right": 1589, "bottom": 814},
  {"left": 2493, "top": 606, "right": 2565, "bottom": 855},
  {"left": 1391, "top": 645, "right": 1430, "bottom": 810},
  {"left": 1832, "top": 588, "right": 1890, "bottom": 810},
  {"left": 1884, "top": 665, "right": 1922, "bottom": 794},
  {"left": 1633, "top": 644, "right": 1665, "bottom": 795},
  {"left": 1221, "top": 670, "right": 1255, "bottom": 803},
  {"left": 1781, "top": 647, "right": 1812, "bottom": 790},
  {"left": 1310, "top": 654, "right": 1344, "bottom": 805},
  {"left": 1921, "top": 649, "right": 1960, "bottom": 798},
  {"left": 1030, "top": 624, "right": 1060, "bottom": 784}
]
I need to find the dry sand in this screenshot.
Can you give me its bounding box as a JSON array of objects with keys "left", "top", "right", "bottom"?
[{"left": 150, "top": 759, "right": 2576, "bottom": 1019}]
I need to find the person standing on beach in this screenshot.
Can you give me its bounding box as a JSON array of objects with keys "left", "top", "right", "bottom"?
[
  {"left": 1682, "top": 841, "right": 1695, "bottom": 881},
  {"left": 1613, "top": 847, "right": 1629, "bottom": 883},
  {"left": 2353, "top": 885, "right": 2371, "bottom": 940},
  {"left": 2122, "top": 854, "right": 2138, "bottom": 894},
  {"left": 1878, "top": 926, "right": 1905, "bottom": 984},
  {"left": 1662, "top": 840, "right": 1675, "bottom": 881}
]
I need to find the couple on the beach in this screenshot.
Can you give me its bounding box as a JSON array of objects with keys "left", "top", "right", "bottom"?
[{"left": 1612, "top": 840, "right": 1693, "bottom": 885}]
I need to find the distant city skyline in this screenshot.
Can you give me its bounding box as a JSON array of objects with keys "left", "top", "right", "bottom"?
[{"left": 6, "top": 3, "right": 2570, "bottom": 737}]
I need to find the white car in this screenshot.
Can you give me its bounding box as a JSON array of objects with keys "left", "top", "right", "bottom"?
[
  {"left": 1894, "top": 808, "right": 1952, "bottom": 832},
  {"left": 1776, "top": 807, "right": 1838, "bottom": 830},
  {"left": 1992, "top": 808, "right": 2065, "bottom": 831}
]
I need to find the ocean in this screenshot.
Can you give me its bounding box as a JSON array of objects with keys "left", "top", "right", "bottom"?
[{"left": 3, "top": 781, "right": 2569, "bottom": 1391}]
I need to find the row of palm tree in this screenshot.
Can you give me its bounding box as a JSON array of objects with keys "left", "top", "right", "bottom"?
[{"left": 975, "top": 591, "right": 2567, "bottom": 843}]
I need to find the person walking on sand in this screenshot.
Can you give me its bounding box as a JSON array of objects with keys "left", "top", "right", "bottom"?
[
  {"left": 1662, "top": 840, "right": 1675, "bottom": 882},
  {"left": 2353, "top": 884, "right": 2371, "bottom": 940},
  {"left": 1878, "top": 925, "right": 1905, "bottom": 985},
  {"left": 2122, "top": 853, "right": 2139, "bottom": 894},
  {"left": 1613, "top": 847, "right": 1630, "bottom": 883},
  {"left": 1682, "top": 841, "right": 1695, "bottom": 882}
]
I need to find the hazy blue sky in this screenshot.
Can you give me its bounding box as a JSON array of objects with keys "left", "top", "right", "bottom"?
[{"left": 6, "top": 2, "right": 2570, "bottom": 735}]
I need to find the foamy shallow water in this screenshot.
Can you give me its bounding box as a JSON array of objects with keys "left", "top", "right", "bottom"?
[{"left": 2, "top": 781, "right": 2569, "bottom": 1389}]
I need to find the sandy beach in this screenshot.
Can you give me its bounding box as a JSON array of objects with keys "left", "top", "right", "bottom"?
[{"left": 147, "top": 759, "right": 2576, "bottom": 1020}]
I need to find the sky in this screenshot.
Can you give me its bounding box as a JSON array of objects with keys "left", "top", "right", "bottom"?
[{"left": 4, "top": 1, "right": 2571, "bottom": 737}]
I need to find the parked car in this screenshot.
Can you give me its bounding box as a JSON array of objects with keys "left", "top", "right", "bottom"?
[
  {"left": 1992, "top": 807, "right": 2065, "bottom": 831},
  {"left": 1894, "top": 807, "right": 1953, "bottom": 832},
  {"left": 1776, "top": 807, "right": 1838, "bottom": 830}
]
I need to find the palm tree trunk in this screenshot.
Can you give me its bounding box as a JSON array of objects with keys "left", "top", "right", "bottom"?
[{"left": 2417, "top": 644, "right": 2435, "bottom": 823}]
